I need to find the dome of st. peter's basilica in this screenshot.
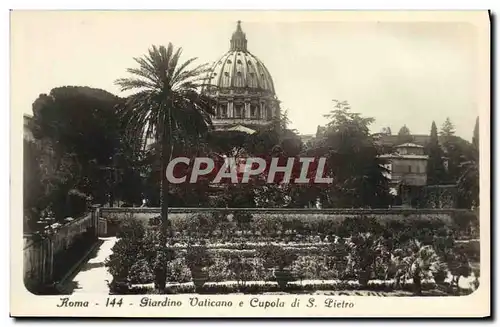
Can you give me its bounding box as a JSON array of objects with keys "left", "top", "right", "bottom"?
[{"left": 202, "top": 21, "right": 281, "bottom": 131}]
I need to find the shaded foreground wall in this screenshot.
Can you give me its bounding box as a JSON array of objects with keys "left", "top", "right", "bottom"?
[
  {"left": 98, "top": 207, "right": 472, "bottom": 236},
  {"left": 23, "top": 208, "right": 100, "bottom": 293}
]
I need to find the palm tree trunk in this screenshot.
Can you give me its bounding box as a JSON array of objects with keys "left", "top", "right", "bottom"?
[
  {"left": 160, "top": 133, "right": 170, "bottom": 237},
  {"left": 155, "top": 113, "right": 171, "bottom": 291},
  {"left": 413, "top": 268, "right": 422, "bottom": 295}
]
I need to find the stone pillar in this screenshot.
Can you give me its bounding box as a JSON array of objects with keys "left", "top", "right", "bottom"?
[
  {"left": 228, "top": 101, "right": 234, "bottom": 118},
  {"left": 92, "top": 204, "right": 105, "bottom": 238},
  {"left": 46, "top": 235, "right": 54, "bottom": 284},
  {"left": 244, "top": 102, "right": 250, "bottom": 118}
]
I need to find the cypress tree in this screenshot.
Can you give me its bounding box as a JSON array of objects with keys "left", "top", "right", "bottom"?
[
  {"left": 472, "top": 116, "right": 479, "bottom": 150},
  {"left": 426, "top": 121, "right": 446, "bottom": 185}
]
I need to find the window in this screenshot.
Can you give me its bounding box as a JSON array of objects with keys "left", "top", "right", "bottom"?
[
  {"left": 219, "top": 105, "right": 227, "bottom": 118},
  {"left": 267, "top": 106, "right": 273, "bottom": 119},
  {"left": 234, "top": 104, "right": 243, "bottom": 118},
  {"left": 250, "top": 105, "right": 257, "bottom": 118},
  {"left": 408, "top": 166, "right": 412, "bottom": 173},
  {"left": 227, "top": 59, "right": 232, "bottom": 64},
  {"left": 224, "top": 72, "right": 229, "bottom": 76},
  {"left": 237, "top": 59, "right": 242, "bottom": 64}
]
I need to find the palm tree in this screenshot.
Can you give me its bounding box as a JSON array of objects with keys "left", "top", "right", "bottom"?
[
  {"left": 402, "top": 240, "right": 442, "bottom": 295},
  {"left": 115, "top": 44, "right": 215, "bottom": 289}
]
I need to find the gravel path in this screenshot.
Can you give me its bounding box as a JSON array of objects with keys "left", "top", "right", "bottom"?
[{"left": 63, "top": 237, "right": 118, "bottom": 294}]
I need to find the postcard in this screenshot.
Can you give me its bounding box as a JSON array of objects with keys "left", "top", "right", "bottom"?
[{"left": 10, "top": 10, "right": 490, "bottom": 318}]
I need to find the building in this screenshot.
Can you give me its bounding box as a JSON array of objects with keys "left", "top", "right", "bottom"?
[
  {"left": 379, "top": 143, "right": 429, "bottom": 207},
  {"left": 373, "top": 133, "right": 431, "bottom": 148},
  {"left": 24, "top": 114, "right": 34, "bottom": 142},
  {"left": 379, "top": 143, "right": 429, "bottom": 189},
  {"left": 202, "top": 21, "right": 281, "bottom": 132}
]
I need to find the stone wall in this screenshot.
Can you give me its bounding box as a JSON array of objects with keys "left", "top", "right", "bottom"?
[{"left": 23, "top": 208, "right": 99, "bottom": 293}]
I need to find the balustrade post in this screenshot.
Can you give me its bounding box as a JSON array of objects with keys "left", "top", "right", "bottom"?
[
  {"left": 91, "top": 204, "right": 101, "bottom": 239},
  {"left": 46, "top": 234, "right": 54, "bottom": 285}
]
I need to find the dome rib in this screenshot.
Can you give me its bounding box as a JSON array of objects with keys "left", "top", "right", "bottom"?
[{"left": 205, "top": 50, "right": 276, "bottom": 94}]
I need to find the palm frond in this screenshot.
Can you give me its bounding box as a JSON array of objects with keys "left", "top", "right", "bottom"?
[{"left": 115, "top": 42, "right": 217, "bottom": 159}]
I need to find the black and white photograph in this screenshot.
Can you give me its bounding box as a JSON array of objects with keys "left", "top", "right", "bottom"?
[{"left": 11, "top": 10, "right": 490, "bottom": 317}]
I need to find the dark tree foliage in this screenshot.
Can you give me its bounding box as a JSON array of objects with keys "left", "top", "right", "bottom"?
[
  {"left": 312, "top": 100, "right": 391, "bottom": 208},
  {"left": 32, "top": 86, "right": 124, "bottom": 165},
  {"left": 31, "top": 86, "right": 125, "bottom": 205},
  {"left": 457, "top": 117, "right": 479, "bottom": 208},
  {"left": 426, "top": 121, "right": 446, "bottom": 185},
  {"left": 441, "top": 135, "right": 475, "bottom": 185}
]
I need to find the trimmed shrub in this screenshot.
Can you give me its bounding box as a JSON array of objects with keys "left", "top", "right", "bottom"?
[
  {"left": 117, "top": 217, "right": 146, "bottom": 240},
  {"left": 128, "top": 258, "right": 154, "bottom": 284}
]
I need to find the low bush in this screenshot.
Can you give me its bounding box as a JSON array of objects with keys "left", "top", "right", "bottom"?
[
  {"left": 128, "top": 258, "right": 154, "bottom": 284},
  {"left": 106, "top": 217, "right": 177, "bottom": 289},
  {"left": 167, "top": 258, "right": 192, "bottom": 283},
  {"left": 117, "top": 217, "right": 146, "bottom": 240},
  {"left": 161, "top": 211, "right": 477, "bottom": 242},
  {"left": 450, "top": 210, "right": 479, "bottom": 239}
]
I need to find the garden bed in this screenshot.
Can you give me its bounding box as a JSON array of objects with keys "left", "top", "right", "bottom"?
[
  {"left": 124, "top": 278, "right": 475, "bottom": 296},
  {"left": 105, "top": 214, "right": 480, "bottom": 296}
]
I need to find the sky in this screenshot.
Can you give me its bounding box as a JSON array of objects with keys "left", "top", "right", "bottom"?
[{"left": 11, "top": 11, "right": 483, "bottom": 140}]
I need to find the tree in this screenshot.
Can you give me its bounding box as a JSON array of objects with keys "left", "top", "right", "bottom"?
[
  {"left": 441, "top": 136, "right": 474, "bottom": 185},
  {"left": 23, "top": 137, "right": 83, "bottom": 231},
  {"left": 440, "top": 117, "right": 456, "bottom": 138},
  {"left": 472, "top": 116, "right": 479, "bottom": 150},
  {"left": 458, "top": 118, "right": 479, "bottom": 208},
  {"left": 426, "top": 121, "right": 446, "bottom": 185},
  {"left": 397, "top": 125, "right": 413, "bottom": 144},
  {"left": 115, "top": 44, "right": 215, "bottom": 289},
  {"left": 24, "top": 139, "right": 46, "bottom": 231},
  {"left": 31, "top": 86, "right": 125, "bottom": 205},
  {"left": 32, "top": 86, "right": 124, "bottom": 163},
  {"left": 381, "top": 127, "right": 392, "bottom": 135},
  {"left": 313, "top": 100, "right": 390, "bottom": 208}
]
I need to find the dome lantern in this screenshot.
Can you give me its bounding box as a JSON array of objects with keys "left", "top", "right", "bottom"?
[{"left": 230, "top": 20, "right": 248, "bottom": 52}]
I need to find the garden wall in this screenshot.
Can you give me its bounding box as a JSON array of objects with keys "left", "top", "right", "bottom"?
[{"left": 23, "top": 207, "right": 100, "bottom": 294}]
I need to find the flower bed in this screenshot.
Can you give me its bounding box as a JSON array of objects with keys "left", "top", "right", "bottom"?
[{"left": 105, "top": 214, "right": 480, "bottom": 296}]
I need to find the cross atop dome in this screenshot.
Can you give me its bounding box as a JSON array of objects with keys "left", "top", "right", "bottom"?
[{"left": 230, "top": 20, "right": 248, "bottom": 51}]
